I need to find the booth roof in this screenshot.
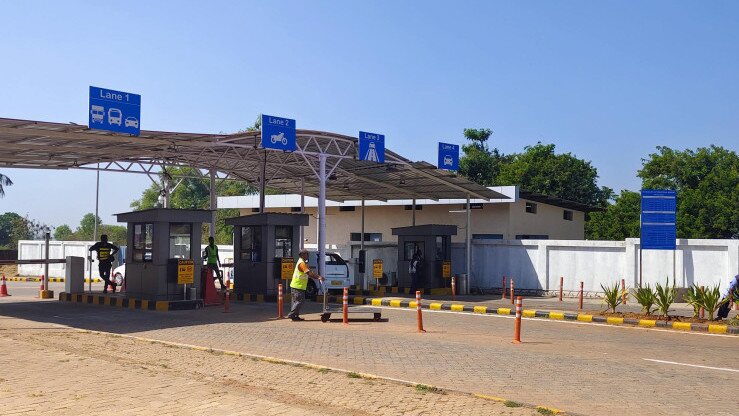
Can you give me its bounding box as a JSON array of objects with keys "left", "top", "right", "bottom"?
[
  {"left": 115, "top": 208, "right": 213, "bottom": 223},
  {"left": 0, "top": 117, "right": 508, "bottom": 202}
]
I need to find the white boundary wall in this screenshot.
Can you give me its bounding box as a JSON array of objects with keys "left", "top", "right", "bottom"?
[{"left": 466, "top": 238, "right": 739, "bottom": 293}]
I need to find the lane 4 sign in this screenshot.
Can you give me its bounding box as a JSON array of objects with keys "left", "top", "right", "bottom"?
[{"left": 438, "top": 142, "right": 459, "bottom": 171}]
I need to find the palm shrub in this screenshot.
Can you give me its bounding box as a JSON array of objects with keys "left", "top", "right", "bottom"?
[
  {"left": 654, "top": 277, "right": 677, "bottom": 317},
  {"left": 697, "top": 285, "right": 724, "bottom": 321},
  {"left": 601, "top": 282, "right": 624, "bottom": 313},
  {"left": 684, "top": 285, "right": 702, "bottom": 318},
  {"left": 633, "top": 285, "right": 657, "bottom": 314}
]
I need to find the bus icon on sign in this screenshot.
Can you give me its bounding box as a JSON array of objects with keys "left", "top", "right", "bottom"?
[
  {"left": 90, "top": 105, "right": 104, "bottom": 124},
  {"left": 108, "top": 108, "right": 122, "bottom": 126}
]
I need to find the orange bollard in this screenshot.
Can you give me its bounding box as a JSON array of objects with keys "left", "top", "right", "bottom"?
[
  {"left": 510, "top": 279, "right": 515, "bottom": 305},
  {"left": 278, "top": 283, "right": 284, "bottom": 319},
  {"left": 0, "top": 275, "right": 9, "bottom": 297},
  {"left": 699, "top": 286, "right": 705, "bottom": 319},
  {"left": 579, "top": 281, "right": 584, "bottom": 311},
  {"left": 416, "top": 291, "right": 425, "bottom": 333},
  {"left": 513, "top": 296, "right": 522, "bottom": 344},
  {"left": 621, "top": 278, "right": 627, "bottom": 304},
  {"left": 502, "top": 276, "right": 506, "bottom": 300},
  {"left": 451, "top": 276, "right": 456, "bottom": 301},
  {"left": 559, "top": 276, "right": 563, "bottom": 302},
  {"left": 343, "top": 287, "right": 349, "bottom": 325}
]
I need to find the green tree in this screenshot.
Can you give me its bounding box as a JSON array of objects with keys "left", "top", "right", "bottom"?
[
  {"left": 585, "top": 190, "right": 641, "bottom": 240},
  {"left": 99, "top": 224, "right": 127, "bottom": 245},
  {"left": 0, "top": 173, "right": 11, "bottom": 197},
  {"left": 0, "top": 212, "right": 49, "bottom": 248},
  {"left": 76, "top": 213, "right": 102, "bottom": 240},
  {"left": 458, "top": 128, "right": 510, "bottom": 186},
  {"left": 638, "top": 145, "right": 739, "bottom": 238},
  {"left": 53, "top": 224, "right": 74, "bottom": 240}
]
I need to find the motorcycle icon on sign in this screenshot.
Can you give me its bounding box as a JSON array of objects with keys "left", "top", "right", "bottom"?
[{"left": 270, "top": 132, "right": 288, "bottom": 146}]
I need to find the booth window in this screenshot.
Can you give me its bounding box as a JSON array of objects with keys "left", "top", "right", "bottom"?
[
  {"left": 241, "top": 226, "right": 262, "bottom": 261},
  {"left": 563, "top": 210, "right": 573, "bottom": 221},
  {"left": 339, "top": 206, "right": 355, "bottom": 212},
  {"left": 404, "top": 205, "right": 423, "bottom": 210},
  {"left": 525, "top": 202, "right": 537, "bottom": 214},
  {"left": 133, "top": 223, "right": 153, "bottom": 262},
  {"left": 274, "top": 225, "right": 293, "bottom": 258},
  {"left": 404, "top": 241, "right": 423, "bottom": 260},
  {"left": 168, "top": 223, "right": 192, "bottom": 259},
  {"left": 350, "top": 232, "right": 382, "bottom": 242},
  {"left": 435, "top": 236, "right": 446, "bottom": 260}
]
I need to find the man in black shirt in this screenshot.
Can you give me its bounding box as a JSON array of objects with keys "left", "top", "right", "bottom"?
[{"left": 89, "top": 234, "right": 120, "bottom": 294}]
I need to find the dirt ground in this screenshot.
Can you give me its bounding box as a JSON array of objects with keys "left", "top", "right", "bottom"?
[{"left": 0, "top": 264, "right": 17, "bottom": 277}]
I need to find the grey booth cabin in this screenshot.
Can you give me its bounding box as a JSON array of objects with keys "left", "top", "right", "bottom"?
[
  {"left": 225, "top": 213, "right": 309, "bottom": 296},
  {"left": 116, "top": 208, "right": 212, "bottom": 300},
  {"left": 392, "top": 224, "right": 457, "bottom": 290}
]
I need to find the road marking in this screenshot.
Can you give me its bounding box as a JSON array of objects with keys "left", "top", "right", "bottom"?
[{"left": 643, "top": 359, "right": 739, "bottom": 373}]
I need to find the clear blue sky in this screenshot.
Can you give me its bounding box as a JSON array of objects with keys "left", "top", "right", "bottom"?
[{"left": 1, "top": 1, "right": 737, "bottom": 228}]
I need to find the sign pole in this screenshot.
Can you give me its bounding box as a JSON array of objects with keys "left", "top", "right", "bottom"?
[{"left": 360, "top": 198, "right": 365, "bottom": 290}]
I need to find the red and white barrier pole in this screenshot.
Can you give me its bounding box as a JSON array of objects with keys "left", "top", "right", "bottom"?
[
  {"left": 451, "top": 275, "right": 456, "bottom": 301},
  {"left": 416, "top": 290, "right": 425, "bottom": 333},
  {"left": 579, "top": 281, "right": 584, "bottom": 311},
  {"left": 278, "top": 283, "right": 284, "bottom": 319},
  {"left": 699, "top": 286, "right": 705, "bottom": 319},
  {"left": 513, "top": 296, "right": 522, "bottom": 344},
  {"left": 343, "top": 287, "right": 349, "bottom": 325},
  {"left": 621, "top": 278, "right": 627, "bottom": 304},
  {"left": 510, "top": 278, "right": 515, "bottom": 305},
  {"left": 502, "top": 275, "right": 506, "bottom": 300},
  {"left": 559, "top": 276, "right": 563, "bottom": 302}
]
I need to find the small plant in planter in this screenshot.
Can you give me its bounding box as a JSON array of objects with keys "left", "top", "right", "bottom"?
[
  {"left": 654, "top": 277, "right": 677, "bottom": 318},
  {"left": 601, "top": 282, "right": 624, "bottom": 313},
  {"left": 684, "top": 285, "right": 702, "bottom": 318},
  {"left": 697, "top": 285, "right": 725, "bottom": 321},
  {"left": 633, "top": 284, "right": 657, "bottom": 314}
]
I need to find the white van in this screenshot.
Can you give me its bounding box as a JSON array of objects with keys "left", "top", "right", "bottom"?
[{"left": 305, "top": 251, "right": 352, "bottom": 297}]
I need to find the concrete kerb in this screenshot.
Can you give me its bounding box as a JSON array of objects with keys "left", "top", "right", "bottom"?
[
  {"left": 61, "top": 325, "right": 570, "bottom": 415},
  {"left": 58, "top": 292, "right": 202, "bottom": 311}
]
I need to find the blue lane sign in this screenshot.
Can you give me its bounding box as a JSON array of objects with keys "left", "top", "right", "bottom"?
[
  {"left": 359, "top": 131, "right": 385, "bottom": 163},
  {"left": 438, "top": 142, "right": 459, "bottom": 171},
  {"left": 261, "top": 114, "right": 296, "bottom": 151},
  {"left": 640, "top": 189, "right": 677, "bottom": 250},
  {"left": 89, "top": 86, "right": 141, "bottom": 136}
]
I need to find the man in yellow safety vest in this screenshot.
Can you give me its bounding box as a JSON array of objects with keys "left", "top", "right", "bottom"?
[{"left": 288, "top": 250, "right": 324, "bottom": 321}]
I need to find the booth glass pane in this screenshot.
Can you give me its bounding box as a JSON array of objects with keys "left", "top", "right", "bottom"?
[
  {"left": 241, "top": 226, "right": 261, "bottom": 261},
  {"left": 404, "top": 241, "right": 423, "bottom": 260},
  {"left": 274, "top": 226, "right": 293, "bottom": 258},
  {"left": 169, "top": 223, "right": 192, "bottom": 259},
  {"left": 133, "top": 223, "right": 153, "bottom": 262},
  {"left": 435, "top": 236, "right": 446, "bottom": 260}
]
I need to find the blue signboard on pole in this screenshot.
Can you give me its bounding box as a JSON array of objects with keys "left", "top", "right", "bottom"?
[
  {"left": 358, "top": 131, "right": 385, "bottom": 163},
  {"left": 89, "top": 86, "right": 141, "bottom": 136},
  {"left": 261, "top": 114, "right": 296, "bottom": 151},
  {"left": 438, "top": 142, "right": 459, "bottom": 171},
  {"left": 640, "top": 189, "right": 677, "bottom": 250}
]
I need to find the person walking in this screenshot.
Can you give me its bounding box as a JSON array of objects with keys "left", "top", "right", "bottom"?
[
  {"left": 717, "top": 274, "right": 739, "bottom": 320},
  {"left": 203, "top": 237, "right": 225, "bottom": 291},
  {"left": 408, "top": 245, "right": 423, "bottom": 295},
  {"left": 88, "top": 234, "right": 120, "bottom": 294},
  {"left": 288, "top": 250, "right": 323, "bottom": 321}
]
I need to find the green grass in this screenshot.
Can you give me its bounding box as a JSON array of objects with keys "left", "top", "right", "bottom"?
[
  {"left": 414, "top": 384, "right": 442, "bottom": 394},
  {"left": 504, "top": 400, "right": 522, "bottom": 408},
  {"left": 317, "top": 367, "right": 330, "bottom": 374},
  {"left": 537, "top": 408, "right": 555, "bottom": 415},
  {"left": 347, "top": 372, "right": 361, "bottom": 378}
]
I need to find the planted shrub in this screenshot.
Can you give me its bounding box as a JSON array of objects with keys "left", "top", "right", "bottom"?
[
  {"left": 697, "top": 285, "right": 724, "bottom": 321},
  {"left": 684, "top": 285, "right": 702, "bottom": 318},
  {"left": 654, "top": 277, "right": 677, "bottom": 317},
  {"left": 601, "top": 282, "right": 623, "bottom": 313},
  {"left": 633, "top": 285, "right": 657, "bottom": 314}
]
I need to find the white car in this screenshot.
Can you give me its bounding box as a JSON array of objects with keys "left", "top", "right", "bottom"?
[
  {"left": 124, "top": 117, "right": 139, "bottom": 128},
  {"left": 112, "top": 264, "right": 125, "bottom": 286},
  {"left": 108, "top": 108, "right": 122, "bottom": 126},
  {"left": 443, "top": 155, "right": 454, "bottom": 166},
  {"left": 305, "top": 251, "right": 352, "bottom": 298}
]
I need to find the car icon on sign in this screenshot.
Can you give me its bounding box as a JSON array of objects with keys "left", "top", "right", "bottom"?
[
  {"left": 271, "top": 132, "right": 288, "bottom": 146},
  {"left": 124, "top": 117, "right": 139, "bottom": 128},
  {"left": 108, "top": 108, "right": 122, "bottom": 126},
  {"left": 443, "top": 155, "right": 454, "bottom": 166},
  {"left": 90, "top": 105, "right": 105, "bottom": 124}
]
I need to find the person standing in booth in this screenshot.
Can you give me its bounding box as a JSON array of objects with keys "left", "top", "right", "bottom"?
[
  {"left": 288, "top": 250, "right": 324, "bottom": 321},
  {"left": 88, "top": 234, "right": 120, "bottom": 294}
]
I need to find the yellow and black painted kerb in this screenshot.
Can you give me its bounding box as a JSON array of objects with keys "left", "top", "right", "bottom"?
[
  {"left": 7, "top": 277, "right": 103, "bottom": 283},
  {"left": 58, "top": 292, "right": 202, "bottom": 311}
]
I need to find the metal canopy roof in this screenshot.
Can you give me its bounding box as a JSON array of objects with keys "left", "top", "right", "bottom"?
[{"left": 0, "top": 117, "right": 508, "bottom": 202}]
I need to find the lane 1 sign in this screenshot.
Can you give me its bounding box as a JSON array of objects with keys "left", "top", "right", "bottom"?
[
  {"left": 438, "top": 142, "right": 459, "bottom": 171},
  {"left": 89, "top": 86, "right": 141, "bottom": 136},
  {"left": 640, "top": 189, "right": 677, "bottom": 250},
  {"left": 359, "top": 131, "right": 385, "bottom": 163},
  {"left": 262, "top": 114, "right": 296, "bottom": 151}
]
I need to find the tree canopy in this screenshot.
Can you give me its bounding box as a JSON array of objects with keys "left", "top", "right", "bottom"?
[
  {"left": 0, "top": 173, "right": 11, "bottom": 197},
  {"left": 0, "top": 212, "right": 52, "bottom": 248}
]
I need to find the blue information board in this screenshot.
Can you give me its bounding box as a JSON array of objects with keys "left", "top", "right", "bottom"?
[
  {"left": 89, "top": 86, "right": 141, "bottom": 136},
  {"left": 640, "top": 189, "right": 677, "bottom": 250},
  {"left": 358, "top": 131, "right": 385, "bottom": 163},
  {"left": 438, "top": 142, "right": 459, "bottom": 171},
  {"left": 261, "top": 114, "right": 296, "bottom": 151}
]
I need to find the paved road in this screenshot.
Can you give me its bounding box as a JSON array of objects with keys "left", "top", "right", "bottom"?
[{"left": 1, "top": 281, "right": 737, "bottom": 415}]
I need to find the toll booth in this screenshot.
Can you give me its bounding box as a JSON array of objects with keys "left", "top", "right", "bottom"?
[
  {"left": 225, "top": 213, "right": 309, "bottom": 295},
  {"left": 392, "top": 225, "right": 457, "bottom": 290},
  {"left": 116, "top": 208, "right": 211, "bottom": 300}
]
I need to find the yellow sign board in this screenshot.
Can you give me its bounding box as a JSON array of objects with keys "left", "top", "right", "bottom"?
[
  {"left": 442, "top": 261, "right": 451, "bottom": 278},
  {"left": 372, "top": 259, "right": 383, "bottom": 279},
  {"left": 177, "top": 259, "right": 195, "bottom": 285},
  {"left": 281, "top": 258, "right": 294, "bottom": 280}
]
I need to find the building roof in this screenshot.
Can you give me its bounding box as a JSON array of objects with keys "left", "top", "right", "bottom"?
[{"left": 518, "top": 190, "right": 604, "bottom": 213}]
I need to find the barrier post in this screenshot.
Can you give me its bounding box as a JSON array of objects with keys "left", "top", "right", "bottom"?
[
  {"left": 222, "top": 278, "right": 230, "bottom": 313},
  {"left": 343, "top": 287, "right": 349, "bottom": 325},
  {"left": 416, "top": 291, "right": 425, "bottom": 333},
  {"left": 513, "top": 296, "right": 522, "bottom": 344},
  {"left": 559, "top": 276, "right": 563, "bottom": 302},
  {"left": 278, "top": 283, "right": 284, "bottom": 319},
  {"left": 621, "top": 278, "right": 627, "bottom": 304},
  {"left": 579, "top": 281, "right": 584, "bottom": 311},
  {"left": 699, "top": 286, "right": 705, "bottom": 319},
  {"left": 451, "top": 275, "right": 456, "bottom": 301},
  {"left": 510, "top": 279, "right": 515, "bottom": 305},
  {"left": 502, "top": 276, "right": 506, "bottom": 300}
]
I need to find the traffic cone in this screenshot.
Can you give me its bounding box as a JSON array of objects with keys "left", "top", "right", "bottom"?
[{"left": 0, "top": 275, "right": 10, "bottom": 297}]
